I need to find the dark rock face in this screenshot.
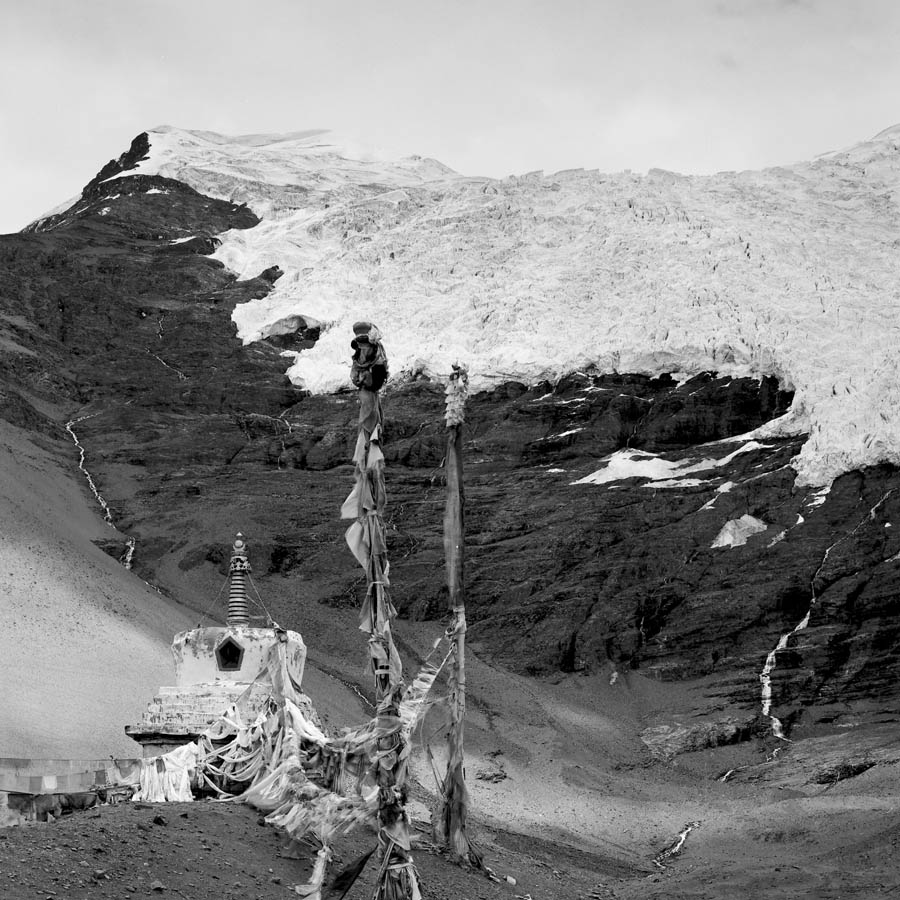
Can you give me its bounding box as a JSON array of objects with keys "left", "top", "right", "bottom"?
[
  {"left": 2, "top": 173, "right": 296, "bottom": 416},
  {"left": 90, "top": 131, "right": 152, "bottom": 186},
  {"left": 3, "top": 141, "right": 899, "bottom": 748},
  {"left": 261, "top": 314, "right": 321, "bottom": 353}
]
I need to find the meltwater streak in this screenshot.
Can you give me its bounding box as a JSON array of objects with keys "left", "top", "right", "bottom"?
[
  {"left": 759, "top": 489, "right": 895, "bottom": 739},
  {"left": 66, "top": 413, "right": 113, "bottom": 524},
  {"left": 66, "top": 412, "right": 138, "bottom": 571}
]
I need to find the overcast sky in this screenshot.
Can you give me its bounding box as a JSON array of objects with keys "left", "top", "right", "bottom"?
[{"left": 1, "top": 0, "right": 899, "bottom": 233}]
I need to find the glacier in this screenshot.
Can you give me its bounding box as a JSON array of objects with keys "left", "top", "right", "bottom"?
[{"left": 101, "top": 124, "right": 900, "bottom": 486}]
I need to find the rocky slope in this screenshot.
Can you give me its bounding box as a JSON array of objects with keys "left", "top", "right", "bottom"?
[
  {"left": 2, "top": 126, "right": 899, "bottom": 773},
  {"left": 0, "top": 421, "right": 196, "bottom": 757}
]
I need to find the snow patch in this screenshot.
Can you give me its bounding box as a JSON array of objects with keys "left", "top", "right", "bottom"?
[
  {"left": 573, "top": 441, "right": 769, "bottom": 487},
  {"left": 646, "top": 478, "right": 710, "bottom": 489},
  {"left": 698, "top": 480, "right": 735, "bottom": 510},
  {"left": 711, "top": 514, "right": 768, "bottom": 549},
  {"left": 573, "top": 450, "right": 687, "bottom": 486},
  {"left": 24, "top": 193, "right": 81, "bottom": 230}
]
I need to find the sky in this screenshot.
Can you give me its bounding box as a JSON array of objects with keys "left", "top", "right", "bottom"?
[{"left": 1, "top": 0, "right": 899, "bottom": 233}]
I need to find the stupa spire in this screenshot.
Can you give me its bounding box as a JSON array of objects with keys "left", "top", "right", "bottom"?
[{"left": 227, "top": 533, "right": 251, "bottom": 625}]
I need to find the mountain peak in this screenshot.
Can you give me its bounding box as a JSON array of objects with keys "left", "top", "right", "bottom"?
[{"left": 100, "top": 125, "right": 460, "bottom": 207}]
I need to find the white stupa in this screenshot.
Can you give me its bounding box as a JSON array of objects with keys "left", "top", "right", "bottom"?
[{"left": 126, "top": 533, "right": 314, "bottom": 757}]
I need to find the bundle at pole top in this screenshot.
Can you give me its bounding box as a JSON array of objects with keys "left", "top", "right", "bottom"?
[
  {"left": 444, "top": 363, "right": 469, "bottom": 428},
  {"left": 350, "top": 321, "right": 389, "bottom": 392}
]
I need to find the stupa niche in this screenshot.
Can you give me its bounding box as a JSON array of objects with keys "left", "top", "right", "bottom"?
[{"left": 125, "top": 534, "right": 313, "bottom": 757}]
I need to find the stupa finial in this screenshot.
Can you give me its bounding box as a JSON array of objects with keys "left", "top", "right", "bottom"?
[{"left": 227, "top": 533, "right": 251, "bottom": 625}]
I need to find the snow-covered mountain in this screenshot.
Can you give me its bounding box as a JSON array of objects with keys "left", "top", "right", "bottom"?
[{"left": 68, "top": 123, "right": 900, "bottom": 487}]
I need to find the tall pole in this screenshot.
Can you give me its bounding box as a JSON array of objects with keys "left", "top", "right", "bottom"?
[
  {"left": 437, "top": 363, "right": 476, "bottom": 862},
  {"left": 341, "top": 321, "right": 421, "bottom": 900}
]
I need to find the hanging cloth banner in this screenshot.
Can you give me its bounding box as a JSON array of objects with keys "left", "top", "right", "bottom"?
[{"left": 343, "top": 322, "right": 422, "bottom": 900}]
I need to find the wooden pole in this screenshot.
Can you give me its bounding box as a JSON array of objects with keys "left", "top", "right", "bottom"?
[
  {"left": 438, "top": 363, "right": 477, "bottom": 863},
  {"left": 342, "top": 322, "right": 421, "bottom": 899}
]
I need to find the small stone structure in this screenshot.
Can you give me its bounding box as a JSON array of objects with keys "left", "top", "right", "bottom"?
[{"left": 126, "top": 534, "right": 311, "bottom": 757}]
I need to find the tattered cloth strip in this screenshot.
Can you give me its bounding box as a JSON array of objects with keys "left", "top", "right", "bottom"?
[
  {"left": 342, "top": 423, "right": 388, "bottom": 571},
  {"left": 292, "top": 845, "right": 331, "bottom": 898},
  {"left": 341, "top": 391, "right": 403, "bottom": 694},
  {"left": 399, "top": 638, "right": 453, "bottom": 735},
  {"left": 197, "top": 707, "right": 282, "bottom": 794},
  {"left": 326, "top": 846, "right": 377, "bottom": 900},
  {"left": 133, "top": 742, "right": 200, "bottom": 802},
  {"left": 371, "top": 835, "right": 422, "bottom": 900}
]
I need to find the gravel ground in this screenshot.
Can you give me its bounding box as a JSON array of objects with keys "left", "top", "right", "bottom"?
[{"left": 0, "top": 798, "right": 634, "bottom": 900}]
